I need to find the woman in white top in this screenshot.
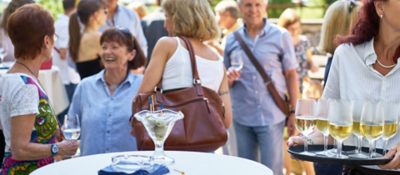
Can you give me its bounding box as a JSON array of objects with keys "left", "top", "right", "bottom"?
[
  {"left": 289, "top": 0, "right": 400, "bottom": 170},
  {"left": 138, "top": 0, "right": 232, "bottom": 128}
]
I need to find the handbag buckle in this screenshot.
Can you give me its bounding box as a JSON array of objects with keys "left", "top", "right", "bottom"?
[
  {"left": 193, "top": 79, "right": 201, "bottom": 85},
  {"left": 154, "top": 87, "right": 163, "bottom": 93}
]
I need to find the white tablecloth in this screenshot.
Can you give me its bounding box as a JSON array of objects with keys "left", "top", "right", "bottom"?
[
  {"left": 31, "top": 151, "right": 273, "bottom": 175},
  {"left": 0, "top": 67, "right": 69, "bottom": 114}
]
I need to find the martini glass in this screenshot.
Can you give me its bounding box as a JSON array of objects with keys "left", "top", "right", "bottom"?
[{"left": 134, "top": 109, "right": 184, "bottom": 165}]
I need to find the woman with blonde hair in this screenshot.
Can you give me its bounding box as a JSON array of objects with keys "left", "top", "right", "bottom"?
[
  {"left": 319, "top": 0, "right": 361, "bottom": 84},
  {"left": 138, "top": 0, "right": 232, "bottom": 128}
]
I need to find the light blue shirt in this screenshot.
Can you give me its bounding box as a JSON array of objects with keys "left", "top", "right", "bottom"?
[
  {"left": 101, "top": 5, "right": 148, "bottom": 57},
  {"left": 68, "top": 70, "right": 143, "bottom": 156},
  {"left": 224, "top": 18, "right": 298, "bottom": 126}
]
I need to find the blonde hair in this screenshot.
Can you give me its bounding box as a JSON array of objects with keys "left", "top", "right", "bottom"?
[
  {"left": 318, "top": 0, "right": 360, "bottom": 54},
  {"left": 162, "top": 0, "right": 220, "bottom": 41},
  {"left": 277, "top": 8, "right": 301, "bottom": 29}
]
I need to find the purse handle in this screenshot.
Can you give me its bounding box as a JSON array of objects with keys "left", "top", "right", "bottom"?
[{"left": 155, "top": 36, "right": 204, "bottom": 95}]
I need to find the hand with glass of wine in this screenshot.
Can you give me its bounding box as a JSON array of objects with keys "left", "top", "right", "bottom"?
[{"left": 61, "top": 114, "right": 81, "bottom": 157}]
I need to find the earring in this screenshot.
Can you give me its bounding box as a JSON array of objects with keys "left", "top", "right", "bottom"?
[{"left": 380, "top": 14, "right": 383, "bottom": 18}]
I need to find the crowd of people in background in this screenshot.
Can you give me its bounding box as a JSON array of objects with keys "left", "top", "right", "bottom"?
[{"left": 0, "top": 0, "right": 400, "bottom": 174}]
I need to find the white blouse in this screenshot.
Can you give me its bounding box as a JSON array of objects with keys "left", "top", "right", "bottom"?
[
  {"left": 322, "top": 38, "right": 400, "bottom": 148},
  {"left": 161, "top": 37, "right": 224, "bottom": 92}
]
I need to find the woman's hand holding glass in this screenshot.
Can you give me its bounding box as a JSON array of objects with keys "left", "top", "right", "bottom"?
[
  {"left": 60, "top": 114, "right": 81, "bottom": 157},
  {"left": 328, "top": 100, "right": 353, "bottom": 158}
]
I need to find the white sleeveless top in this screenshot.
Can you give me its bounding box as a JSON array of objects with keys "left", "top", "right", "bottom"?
[{"left": 161, "top": 37, "right": 224, "bottom": 92}]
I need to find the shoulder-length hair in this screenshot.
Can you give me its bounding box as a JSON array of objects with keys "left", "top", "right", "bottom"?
[
  {"left": 318, "top": 0, "right": 361, "bottom": 54},
  {"left": 277, "top": 8, "right": 301, "bottom": 29},
  {"left": 162, "top": 0, "right": 220, "bottom": 41},
  {"left": 100, "top": 28, "right": 146, "bottom": 70},
  {"left": 338, "top": 0, "right": 399, "bottom": 63}
]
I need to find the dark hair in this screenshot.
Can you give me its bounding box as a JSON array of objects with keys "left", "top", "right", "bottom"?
[
  {"left": 0, "top": 0, "right": 34, "bottom": 33},
  {"left": 69, "top": 0, "right": 106, "bottom": 61},
  {"left": 100, "top": 28, "right": 146, "bottom": 69},
  {"left": 339, "top": 0, "right": 399, "bottom": 63},
  {"left": 63, "top": 0, "right": 76, "bottom": 11},
  {"left": 7, "top": 4, "right": 54, "bottom": 59}
]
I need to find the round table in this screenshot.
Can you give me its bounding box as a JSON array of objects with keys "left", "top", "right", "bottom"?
[{"left": 31, "top": 151, "right": 273, "bottom": 175}]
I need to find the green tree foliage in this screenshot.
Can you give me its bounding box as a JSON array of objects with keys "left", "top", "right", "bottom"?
[{"left": 37, "top": 0, "right": 63, "bottom": 18}]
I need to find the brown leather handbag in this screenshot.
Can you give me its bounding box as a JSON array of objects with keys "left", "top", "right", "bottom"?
[{"left": 131, "top": 37, "right": 227, "bottom": 152}]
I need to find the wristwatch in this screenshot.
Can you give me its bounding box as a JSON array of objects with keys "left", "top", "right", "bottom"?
[{"left": 50, "top": 143, "right": 59, "bottom": 156}]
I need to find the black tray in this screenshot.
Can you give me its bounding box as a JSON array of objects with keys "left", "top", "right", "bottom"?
[{"left": 288, "top": 145, "right": 392, "bottom": 165}]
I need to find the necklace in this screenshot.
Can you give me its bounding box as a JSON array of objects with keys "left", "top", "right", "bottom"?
[
  {"left": 376, "top": 59, "right": 396, "bottom": 69},
  {"left": 16, "top": 61, "right": 38, "bottom": 78}
]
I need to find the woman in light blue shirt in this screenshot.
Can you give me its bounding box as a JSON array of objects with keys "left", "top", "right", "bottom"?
[{"left": 68, "top": 28, "right": 146, "bottom": 156}]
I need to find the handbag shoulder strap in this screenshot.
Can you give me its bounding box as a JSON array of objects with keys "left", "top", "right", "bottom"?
[
  {"left": 179, "top": 36, "right": 201, "bottom": 84},
  {"left": 233, "top": 31, "right": 271, "bottom": 84}
]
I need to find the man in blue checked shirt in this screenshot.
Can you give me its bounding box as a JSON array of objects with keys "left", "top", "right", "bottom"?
[{"left": 224, "top": 0, "right": 299, "bottom": 174}]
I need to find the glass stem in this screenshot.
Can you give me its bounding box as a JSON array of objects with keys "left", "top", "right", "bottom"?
[
  {"left": 154, "top": 141, "right": 165, "bottom": 157},
  {"left": 304, "top": 136, "right": 309, "bottom": 152},
  {"left": 368, "top": 140, "right": 374, "bottom": 159},
  {"left": 357, "top": 136, "right": 362, "bottom": 154},
  {"left": 383, "top": 139, "right": 388, "bottom": 154},
  {"left": 337, "top": 140, "right": 343, "bottom": 158},
  {"left": 323, "top": 134, "right": 328, "bottom": 152}
]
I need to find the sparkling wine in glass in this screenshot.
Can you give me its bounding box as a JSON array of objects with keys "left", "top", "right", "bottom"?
[
  {"left": 360, "top": 102, "right": 383, "bottom": 158},
  {"left": 295, "top": 99, "right": 316, "bottom": 155},
  {"left": 134, "top": 109, "right": 183, "bottom": 165},
  {"left": 328, "top": 100, "right": 353, "bottom": 158},
  {"left": 230, "top": 50, "right": 244, "bottom": 71},
  {"left": 382, "top": 103, "right": 398, "bottom": 154},
  {"left": 62, "top": 114, "right": 81, "bottom": 140}
]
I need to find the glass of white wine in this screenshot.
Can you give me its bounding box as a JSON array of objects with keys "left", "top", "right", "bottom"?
[
  {"left": 314, "top": 98, "right": 331, "bottom": 156},
  {"left": 382, "top": 103, "right": 398, "bottom": 154},
  {"left": 62, "top": 114, "right": 81, "bottom": 140},
  {"left": 348, "top": 101, "right": 368, "bottom": 158},
  {"left": 360, "top": 102, "right": 383, "bottom": 158},
  {"left": 295, "top": 99, "right": 316, "bottom": 155},
  {"left": 230, "top": 50, "right": 244, "bottom": 71},
  {"left": 328, "top": 100, "right": 353, "bottom": 158}
]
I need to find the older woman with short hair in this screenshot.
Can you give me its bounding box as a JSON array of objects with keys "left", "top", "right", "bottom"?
[{"left": 0, "top": 4, "right": 79, "bottom": 175}]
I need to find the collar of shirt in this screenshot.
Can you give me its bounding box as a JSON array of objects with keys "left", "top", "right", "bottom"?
[
  {"left": 362, "top": 38, "right": 377, "bottom": 66},
  {"left": 243, "top": 18, "right": 268, "bottom": 40},
  {"left": 94, "top": 70, "right": 134, "bottom": 88}
]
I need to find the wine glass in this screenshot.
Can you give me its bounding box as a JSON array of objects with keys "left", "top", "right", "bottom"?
[
  {"left": 348, "top": 101, "right": 368, "bottom": 158},
  {"left": 314, "top": 99, "right": 331, "bottom": 156},
  {"left": 382, "top": 103, "right": 398, "bottom": 154},
  {"left": 328, "top": 100, "right": 353, "bottom": 158},
  {"left": 134, "top": 109, "right": 184, "bottom": 165},
  {"left": 62, "top": 114, "right": 81, "bottom": 140},
  {"left": 360, "top": 102, "right": 383, "bottom": 158},
  {"left": 295, "top": 99, "right": 316, "bottom": 155},
  {"left": 230, "top": 50, "right": 244, "bottom": 71}
]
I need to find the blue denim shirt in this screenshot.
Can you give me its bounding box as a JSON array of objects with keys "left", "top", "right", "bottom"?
[
  {"left": 101, "top": 5, "right": 148, "bottom": 57},
  {"left": 224, "top": 19, "right": 298, "bottom": 126},
  {"left": 68, "top": 70, "right": 143, "bottom": 156}
]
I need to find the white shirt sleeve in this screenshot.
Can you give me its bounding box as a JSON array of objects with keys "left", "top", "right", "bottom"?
[{"left": 10, "top": 84, "right": 39, "bottom": 117}]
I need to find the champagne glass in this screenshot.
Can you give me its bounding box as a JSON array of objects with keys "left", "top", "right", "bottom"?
[
  {"left": 314, "top": 99, "right": 331, "bottom": 156},
  {"left": 348, "top": 101, "right": 368, "bottom": 158},
  {"left": 230, "top": 50, "right": 244, "bottom": 71},
  {"left": 382, "top": 103, "right": 398, "bottom": 154},
  {"left": 328, "top": 100, "right": 353, "bottom": 158},
  {"left": 295, "top": 99, "right": 316, "bottom": 155},
  {"left": 62, "top": 114, "right": 81, "bottom": 140},
  {"left": 134, "top": 109, "right": 183, "bottom": 165},
  {"left": 360, "top": 102, "right": 383, "bottom": 158}
]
